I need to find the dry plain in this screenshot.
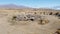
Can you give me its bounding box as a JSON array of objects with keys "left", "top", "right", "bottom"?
[{"left": 0, "top": 9, "right": 60, "bottom": 34}]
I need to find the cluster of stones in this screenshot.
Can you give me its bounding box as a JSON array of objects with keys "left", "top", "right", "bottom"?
[
  {"left": 9, "top": 11, "right": 60, "bottom": 25},
  {"left": 12, "top": 14, "right": 42, "bottom": 21},
  {"left": 11, "top": 13, "right": 49, "bottom": 25}
]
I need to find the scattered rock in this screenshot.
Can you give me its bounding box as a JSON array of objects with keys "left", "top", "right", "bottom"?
[{"left": 54, "top": 29, "right": 60, "bottom": 34}]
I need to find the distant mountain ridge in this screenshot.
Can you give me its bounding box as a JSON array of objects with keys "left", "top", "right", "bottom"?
[
  {"left": 0, "top": 4, "right": 60, "bottom": 10},
  {"left": 53, "top": 6, "right": 60, "bottom": 10},
  {"left": 0, "top": 4, "right": 30, "bottom": 9}
]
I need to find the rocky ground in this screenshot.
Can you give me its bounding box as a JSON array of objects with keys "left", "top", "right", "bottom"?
[{"left": 0, "top": 10, "right": 60, "bottom": 34}]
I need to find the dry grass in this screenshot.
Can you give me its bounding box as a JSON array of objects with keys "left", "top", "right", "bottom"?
[{"left": 0, "top": 9, "right": 60, "bottom": 34}]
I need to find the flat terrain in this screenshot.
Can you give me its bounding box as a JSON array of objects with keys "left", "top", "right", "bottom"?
[{"left": 0, "top": 9, "right": 60, "bottom": 34}]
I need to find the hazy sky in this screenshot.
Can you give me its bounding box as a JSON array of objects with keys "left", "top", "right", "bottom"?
[{"left": 0, "top": 0, "right": 60, "bottom": 8}]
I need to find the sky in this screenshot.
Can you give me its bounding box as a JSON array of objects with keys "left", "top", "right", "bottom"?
[{"left": 0, "top": 0, "right": 60, "bottom": 8}]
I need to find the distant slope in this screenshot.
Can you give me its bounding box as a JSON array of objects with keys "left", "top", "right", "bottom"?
[
  {"left": 0, "top": 4, "right": 30, "bottom": 9},
  {"left": 53, "top": 6, "right": 60, "bottom": 10},
  {"left": 0, "top": 4, "right": 60, "bottom": 11}
]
